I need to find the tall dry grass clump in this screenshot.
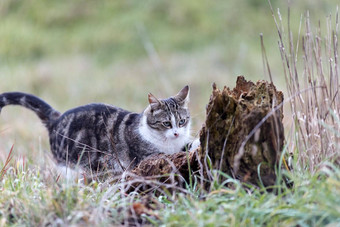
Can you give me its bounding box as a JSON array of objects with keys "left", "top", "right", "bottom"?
[{"left": 270, "top": 4, "right": 340, "bottom": 172}]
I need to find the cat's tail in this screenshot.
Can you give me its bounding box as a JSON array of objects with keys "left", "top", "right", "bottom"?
[{"left": 0, "top": 92, "right": 61, "bottom": 127}]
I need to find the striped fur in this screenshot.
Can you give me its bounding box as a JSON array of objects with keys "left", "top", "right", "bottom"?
[{"left": 0, "top": 87, "right": 191, "bottom": 174}]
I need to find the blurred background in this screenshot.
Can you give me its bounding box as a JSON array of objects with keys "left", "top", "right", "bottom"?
[{"left": 0, "top": 0, "right": 338, "bottom": 159}]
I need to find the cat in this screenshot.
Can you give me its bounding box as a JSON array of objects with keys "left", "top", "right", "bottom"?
[{"left": 0, "top": 86, "right": 191, "bottom": 175}]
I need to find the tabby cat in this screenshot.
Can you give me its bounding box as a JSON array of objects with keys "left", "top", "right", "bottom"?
[{"left": 0, "top": 86, "right": 191, "bottom": 174}]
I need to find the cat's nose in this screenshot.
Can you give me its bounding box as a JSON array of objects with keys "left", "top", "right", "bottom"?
[{"left": 174, "top": 132, "right": 179, "bottom": 138}]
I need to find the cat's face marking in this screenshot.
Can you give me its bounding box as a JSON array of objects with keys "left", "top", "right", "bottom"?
[
  {"left": 140, "top": 86, "right": 191, "bottom": 154},
  {"left": 149, "top": 104, "right": 189, "bottom": 140}
]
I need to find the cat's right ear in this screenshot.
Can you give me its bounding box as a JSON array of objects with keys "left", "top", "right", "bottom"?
[{"left": 148, "top": 93, "right": 161, "bottom": 110}]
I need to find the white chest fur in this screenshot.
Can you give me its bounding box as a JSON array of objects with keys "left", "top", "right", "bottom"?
[{"left": 138, "top": 115, "right": 190, "bottom": 154}]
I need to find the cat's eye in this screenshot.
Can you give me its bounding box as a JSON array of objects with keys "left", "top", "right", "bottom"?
[
  {"left": 162, "top": 121, "right": 172, "bottom": 128},
  {"left": 179, "top": 119, "right": 186, "bottom": 126}
]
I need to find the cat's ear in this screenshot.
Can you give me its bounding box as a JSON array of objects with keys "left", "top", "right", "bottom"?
[
  {"left": 174, "top": 85, "right": 190, "bottom": 107},
  {"left": 148, "top": 93, "right": 161, "bottom": 110}
]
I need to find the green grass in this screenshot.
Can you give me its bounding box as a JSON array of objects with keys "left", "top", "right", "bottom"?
[
  {"left": 1, "top": 1, "right": 340, "bottom": 226},
  {"left": 160, "top": 168, "right": 340, "bottom": 226},
  {"left": 1, "top": 152, "right": 340, "bottom": 226}
]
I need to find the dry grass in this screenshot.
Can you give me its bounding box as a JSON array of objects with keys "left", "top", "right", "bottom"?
[{"left": 268, "top": 3, "right": 340, "bottom": 172}]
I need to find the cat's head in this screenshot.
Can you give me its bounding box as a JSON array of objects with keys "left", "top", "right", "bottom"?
[{"left": 143, "top": 86, "right": 190, "bottom": 142}]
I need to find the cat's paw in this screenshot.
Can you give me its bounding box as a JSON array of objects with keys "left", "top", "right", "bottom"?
[
  {"left": 189, "top": 138, "right": 201, "bottom": 151},
  {"left": 183, "top": 138, "right": 200, "bottom": 152}
]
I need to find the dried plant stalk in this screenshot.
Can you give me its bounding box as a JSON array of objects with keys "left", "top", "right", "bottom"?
[{"left": 270, "top": 5, "right": 340, "bottom": 171}]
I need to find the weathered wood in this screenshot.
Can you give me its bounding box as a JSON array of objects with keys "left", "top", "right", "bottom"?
[
  {"left": 200, "top": 76, "right": 284, "bottom": 187},
  {"left": 127, "top": 76, "right": 284, "bottom": 190}
]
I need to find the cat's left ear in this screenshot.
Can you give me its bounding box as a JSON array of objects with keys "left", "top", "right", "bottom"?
[{"left": 174, "top": 85, "right": 190, "bottom": 107}]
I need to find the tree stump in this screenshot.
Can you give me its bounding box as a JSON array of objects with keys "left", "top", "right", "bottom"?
[
  {"left": 126, "top": 76, "right": 284, "bottom": 191},
  {"left": 200, "top": 76, "right": 284, "bottom": 187}
]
